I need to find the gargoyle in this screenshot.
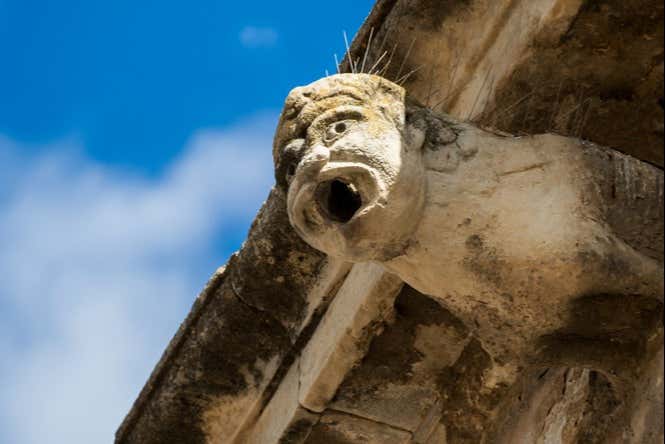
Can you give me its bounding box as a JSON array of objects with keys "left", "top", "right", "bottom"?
[{"left": 274, "top": 74, "right": 664, "bottom": 372}]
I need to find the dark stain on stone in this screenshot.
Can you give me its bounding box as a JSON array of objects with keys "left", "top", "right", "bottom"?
[
  {"left": 576, "top": 249, "right": 631, "bottom": 279},
  {"left": 568, "top": 293, "right": 663, "bottom": 339},
  {"left": 258, "top": 268, "right": 349, "bottom": 417},
  {"left": 280, "top": 418, "right": 318, "bottom": 444},
  {"left": 406, "top": 101, "right": 460, "bottom": 151},
  {"left": 118, "top": 285, "right": 293, "bottom": 444},
  {"left": 436, "top": 339, "right": 509, "bottom": 443},
  {"left": 579, "top": 143, "right": 664, "bottom": 261},
  {"left": 465, "top": 234, "right": 484, "bottom": 250},
  {"left": 305, "top": 423, "right": 354, "bottom": 444},
  {"left": 334, "top": 286, "right": 467, "bottom": 401},
  {"left": 230, "top": 189, "right": 327, "bottom": 341},
  {"left": 117, "top": 191, "right": 326, "bottom": 444},
  {"left": 576, "top": 371, "right": 623, "bottom": 444},
  {"left": 463, "top": 235, "right": 508, "bottom": 288},
  {"left": 535, "top": 293, "right": 663, "bottom": 381}
]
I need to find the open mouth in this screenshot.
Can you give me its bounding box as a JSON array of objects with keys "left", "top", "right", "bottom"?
[{"left": 315, "top": 179, "right": 362, "bottom": 223}]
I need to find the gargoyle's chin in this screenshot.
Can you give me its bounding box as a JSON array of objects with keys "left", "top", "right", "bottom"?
[{"left": 286, "top": 162, "right": 385, "bottom": 261}]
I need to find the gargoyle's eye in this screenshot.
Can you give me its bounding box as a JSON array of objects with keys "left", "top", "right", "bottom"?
[
  {"left": 334, "top": 122, "right": 348, "bottom": 133},
  {"left": 324, "top": 119, "right": 355, "bottom": 143}
]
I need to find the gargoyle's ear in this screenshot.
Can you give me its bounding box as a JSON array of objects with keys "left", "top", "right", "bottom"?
[{"left": 275, "top": 138, "right": 306, "bottom": 191}]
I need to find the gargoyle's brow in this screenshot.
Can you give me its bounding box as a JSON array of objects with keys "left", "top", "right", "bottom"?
[
  {"left": 290, "top": 94, "right": 365, "bottom": 138},
  {"left": 312, "top": 91, "right": 366, "bottom": 103}
]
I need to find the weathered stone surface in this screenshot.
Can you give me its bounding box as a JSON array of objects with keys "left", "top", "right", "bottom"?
[
  {"left": 117, "top": 274, "right": 290, "bottom": 444},
  {"left": 332, "top": 287, "right": 468, "bottom": 433},
  {"left": 492, "top": 368, "right": 596, "bottom": 444},
  {"left": 116, "top": 190, "right": 334, "bottom": 444},
  {"left": 305, "top": 411, "right": 412, "bottom": 444},
  {"left": 298, "top": 263, "right": 403, "bottom": 412},
  {"left": 488, "top": 365, "right": 657, "bottom": 444},
  {"left": 229, "top": 190, "right": 328, "bottom": 340},
  {"left": 119, "top": 1, "right": 664, "bottom": 443},
  {"left": 350, "top": 0, "right": 664, "bottom": 166},
  {"left": 239, "top": 360, "right": 319, "bottom": 444},
  {"left": 481, "top": 0, "right": 665, "bottom": 167}
]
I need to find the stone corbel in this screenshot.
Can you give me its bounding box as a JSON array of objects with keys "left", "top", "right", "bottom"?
[{"left": 274, "top": 73, "right": 664, "bottom": 422}]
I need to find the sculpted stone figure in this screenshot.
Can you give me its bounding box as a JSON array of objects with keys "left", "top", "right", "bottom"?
[{"left": 274, "top": 74, "right": 664, "bottom": 368}]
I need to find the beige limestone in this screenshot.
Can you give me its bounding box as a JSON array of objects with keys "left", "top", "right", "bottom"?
[
  {"left": 273, "top": 72, "right": 663, "bottom": 443},
  {"left": 276, "top": 73, "right": 663, "bottom": 364},
  {"left": 306, "top": 411, "right": 412, "bottom": 443},
  {"left": 298, "top": 262, "right": 403, "bottom": 412}
]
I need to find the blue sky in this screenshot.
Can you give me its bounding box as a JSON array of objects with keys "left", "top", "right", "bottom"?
[{"left": 0, "top": 1, "right": 374, "bottom": 442}]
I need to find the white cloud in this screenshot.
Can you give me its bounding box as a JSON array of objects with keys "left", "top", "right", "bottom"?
[
  {"left": 239, "top": 26, "right": 279, "bottom": 48},
  {"left": 0, "top": 113, "right": 277, "bottom": 444}
]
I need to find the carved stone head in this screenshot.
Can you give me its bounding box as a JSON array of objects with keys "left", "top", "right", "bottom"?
[{"left": 273, "top": 74, "right": 426, "bottom": 262}]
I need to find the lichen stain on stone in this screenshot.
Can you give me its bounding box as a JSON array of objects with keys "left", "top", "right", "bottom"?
[
  {"left": 230, "top": 188, "right": 327, "bottom": 338},
  {"left": 201, "top": 357, "right": 280, "bottom": 443},
  {"left": 332, "top": 286, "right": 470, "bottom": 430},
  {"left": 463, "top": 234, "right": 509, "bottom": 289},
  {"left": 436, "top": 339, "right": 509, "bottom": 443},
  {"left": 202, "top": 390, "right": 259, "bottom": 444}
]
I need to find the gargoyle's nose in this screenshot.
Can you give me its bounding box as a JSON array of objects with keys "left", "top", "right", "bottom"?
[{"left": 297, "top": 145, "right": 330, "bottom": 181}]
